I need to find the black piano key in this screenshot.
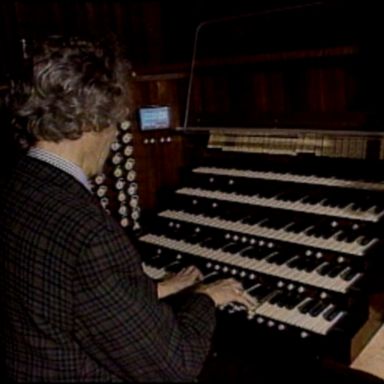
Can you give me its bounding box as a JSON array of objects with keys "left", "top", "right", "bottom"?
[
  {"left": 256, "top": 186, "right": 280, "bottom": 199},
  {"left": 258, "top": 218, "right": 274, "bottom": 228},
  {"left": 348, "top": 201, "right": 364, "bottom": 212},
  {"left": 228, "top": 210, "right": 251, "bottom": 222},
  {"left": 145, "top": 257, "right": 166, "bottom": 269},
  {"left": 301, "top": 194, "right": 323, "bottom": 205},
  {"left": 327, "top": 263, "right": 348, "bottom": 278},
  {"left": 241, "top": 215, "right": 268, "bottom": 225},
  {"left": 184, "top": 233, "right": 205, "bottom": 244},
  {"left": 266, "top": 251, "right": 289, "bottom": 265},
  {"left": 335, "top": 229, "right": 361, "bottom": 243},
  {"left": 263, "top": 216, "right": 293, "bottom": 230},
  {"left": 200, "top": 237, "right": 227, "bottom": 249},
  {"left": 167, "top": 227, "right": 192, "bottom": 241},
  {"left": 285, "top": 293, "right": 306, "bottom": 309},
  {"left": 150, "top": 254, "right": 180, "bottom": 270},
  {"left": 298, "top": 298, "right": 317, "bottom": 314},
  {"left": 251, "top": 285, "right": 275, "bottom": 301},
  {"left": 245, "top": 282, "right": 262, "bottom": 294},
  {"left": 277, "top": 190, "right": 305, "bottom": 202},
  {"left": 273, "top": 252, "right": 294, "bottom": 266},
  {"left": 321, "top": 198, "right": 335, "bottom": 207},
  {"left": 294, "top": 257, "right": 311, "bottom": 271},
  {"left": 323, "top": 305, "right": 342, "bottom": 321},
  {"left": 285, "top": 220, "right": 313, "bottom": 234},
  {"left": 303, "top": 258, "right": 324, "bottom": 272},
  {"left": 306, "top": 219, "right": 340, "bottom": 239},
  {"left": 166, "top": 261, "right": 185, "bottom": 273},
  {"left": 309, "top": 300, "right": 329, "bottom": 317},
  {"left": 358, "top": 236, "right": 374, "bottom": 246},
  {"left": 317, "top": 262, "right": 334, "bottom": 276},
  {"left": 274, "top": 290, "right": 299, "bottom": 308},
  {"left": 355, "top": 198, "right": 376, "bottom": 211},
  {"left": 222, "top": 242, "right": 249, "bottom": 254},
  {"left": 269, "top": 291, "right": 285, "bottom": 305},
  {"left": 286, "top": 256, "right": 302, "bottom": 268},
  {"left": 340, "top": 267, "right": 360, "bottom": 281},
  {"left": 201, "top": 269, "right": 221, "bottom": 283},
  {"left": 241, "top": 246, "right": 272, "bottom": 260},
  {"left": 325, "top": 196, "right": 347, "bottom": 208},
  {"left": 373, "top": 204, "right": 384, "bottom": 214}
]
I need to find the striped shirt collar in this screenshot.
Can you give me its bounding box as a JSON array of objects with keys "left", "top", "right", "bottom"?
[{"left": 27, "top": 147, "right": 93, "bottom": 192}]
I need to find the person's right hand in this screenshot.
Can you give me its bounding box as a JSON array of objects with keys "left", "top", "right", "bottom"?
[{"left": 194, "top": 278, "right": 258, "bottom": 311}]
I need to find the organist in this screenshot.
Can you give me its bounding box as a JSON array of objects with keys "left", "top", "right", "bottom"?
[{"left": 0, "top": 34, "right": 257, "bottom": 383}]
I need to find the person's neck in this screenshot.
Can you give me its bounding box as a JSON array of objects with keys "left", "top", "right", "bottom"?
[{"left": 35, "top": 140, "right": 88, "bottom": 176}]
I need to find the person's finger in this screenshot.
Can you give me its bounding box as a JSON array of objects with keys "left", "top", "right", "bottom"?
[
  {"left": 177, "top": 267, "right": 194, "bottom": 278},
  {"left": 179, "top": 265, "right": 198, "bottom": 275},
  {"left": 192, "top": 268, "right": 203, "bottom": 281},
  {"left": 181, "top": 266, "right": 203, "bottom": 280},
  {"left": 217, "top": 278, "right": 241, "bottom": 288},
  {"left": 233, "top": 289, "right": 258, "bottom": 310}
]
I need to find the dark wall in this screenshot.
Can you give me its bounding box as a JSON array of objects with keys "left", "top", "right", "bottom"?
[{"left": 0, "top": 1, "right": 376, "bottom": 77}]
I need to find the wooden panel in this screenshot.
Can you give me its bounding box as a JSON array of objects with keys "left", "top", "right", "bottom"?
[
  {"left": 185, "top": 52, "right": 362, "bottom": 129},
  {"left": 133, "top": 132, "right": 186, "bottom": 215},
  {"left": 129, "top": 76, "right": 190, "bottom": 213}
]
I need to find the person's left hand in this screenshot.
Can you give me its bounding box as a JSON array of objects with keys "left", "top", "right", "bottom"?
[{"left": 157, "top": 266, "right": 203, "bottom": 299}]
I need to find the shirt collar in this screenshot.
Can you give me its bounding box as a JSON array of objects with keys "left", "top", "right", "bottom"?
[{"left": 27, "top": 147, "right": 93, "bottom": 192}]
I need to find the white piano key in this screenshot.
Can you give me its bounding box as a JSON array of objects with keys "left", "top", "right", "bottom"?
[
  {"left": 159, "top": 209, "right": 374, "bottom": 256},
  {"left": 193, "top": 167, "right": 384, "bottom": 193},
  {"left": 178, "top": 187, "right": 380, "bottom": 222},
  {"left": 139, "top": 234, "right": 362, "bottom": 294}
]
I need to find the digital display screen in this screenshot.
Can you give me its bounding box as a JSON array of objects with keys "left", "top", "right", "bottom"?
[{"left": 138, "top": 106, "right": 171, "bottom": 131}]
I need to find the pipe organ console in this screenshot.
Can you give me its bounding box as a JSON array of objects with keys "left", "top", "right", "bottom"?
[{"left": 137, "top": 130, "right": 384, "bottom": 372}]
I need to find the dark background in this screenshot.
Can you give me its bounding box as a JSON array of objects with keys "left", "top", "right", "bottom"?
[{"left": 0, "top": 1, "right": 380, "bottom": 75}]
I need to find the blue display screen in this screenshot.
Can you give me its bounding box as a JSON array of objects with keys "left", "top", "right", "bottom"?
[{"left": 138, "top": 106, "right": 171, "bottom": 131}]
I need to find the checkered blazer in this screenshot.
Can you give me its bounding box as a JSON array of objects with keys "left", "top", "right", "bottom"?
[{"left": 0, "top": 155, "right": 216, "bottom": 382}]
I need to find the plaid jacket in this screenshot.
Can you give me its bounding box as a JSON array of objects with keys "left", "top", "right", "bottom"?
[{"left": 0, "top": 155, "right": 216, "bottom": 382}]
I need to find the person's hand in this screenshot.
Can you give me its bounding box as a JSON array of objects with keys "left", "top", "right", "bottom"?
[
  {"left": 157, "top": 266, "right": 203, "bottom": 299},
  {"left": 194, "top": 278, "right": 258, "bottom": 311}
]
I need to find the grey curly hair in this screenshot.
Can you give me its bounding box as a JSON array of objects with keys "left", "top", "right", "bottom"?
[{"left": 11, "top": 35, "right": 131, "bottom": 146}]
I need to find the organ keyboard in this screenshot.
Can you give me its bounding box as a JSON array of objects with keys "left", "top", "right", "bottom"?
[{"left": 137, "top": 150, "right": 384, "bottom": 368}]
